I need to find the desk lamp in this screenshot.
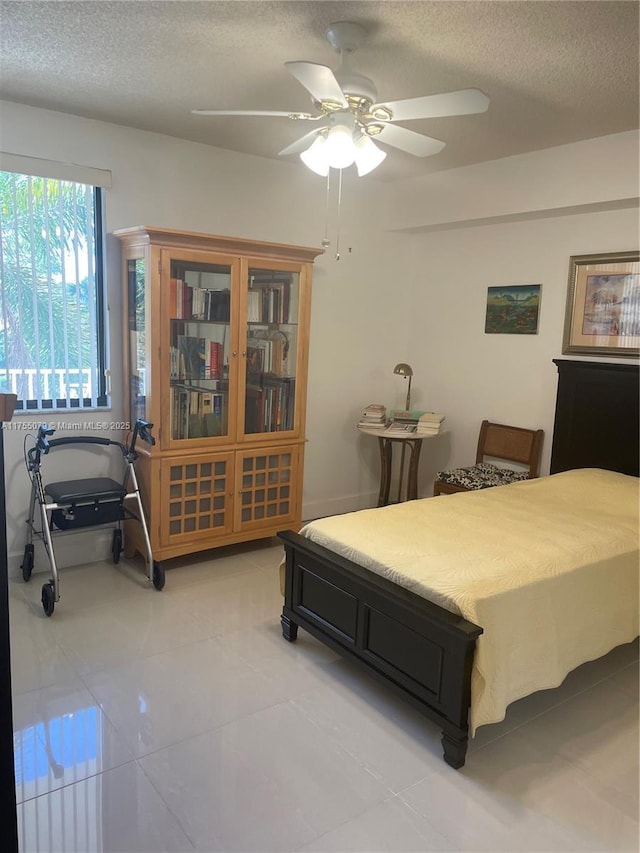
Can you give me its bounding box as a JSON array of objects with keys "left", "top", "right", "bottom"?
[{"left": 393, "top": 363, "right": 413, "bottom": 411}]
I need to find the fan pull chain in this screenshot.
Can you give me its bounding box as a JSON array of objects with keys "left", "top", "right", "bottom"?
[
  {"left": 335, "top": 168, "right": 342, "bottom": 261},
  {"left": 321, "top": 170, "right": 331, "bottom": 250},
  {"left": 319, "top": 168, "right": 347, "bottom": 261}
]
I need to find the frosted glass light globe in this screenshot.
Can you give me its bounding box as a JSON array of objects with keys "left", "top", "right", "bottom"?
[
  {"left": 300, "top": 136, "right": 330, "bottom": 176},
  {"left": 324, "top": 125, "right": 356, "bottom": 169}
]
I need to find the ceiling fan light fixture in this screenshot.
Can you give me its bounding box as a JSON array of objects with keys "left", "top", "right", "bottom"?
[
  {"left": 300, "top": 135, "right": 330, "bottom": 176},
  {"left": 324, "top": 120, "right": 357, "bottom": 169},
  {"left": 354, "top": 134, "right": 386, "bottom": 176}
]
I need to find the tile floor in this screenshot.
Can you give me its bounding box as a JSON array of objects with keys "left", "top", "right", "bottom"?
[{"left": 9, "top": 539, "right": 639, "bottom": 852}]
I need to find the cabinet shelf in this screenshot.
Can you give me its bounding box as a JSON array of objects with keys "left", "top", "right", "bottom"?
[
  {"left": 115, "top": 225, "right": 322, "bottom": 566},
  {"left": 173, "top": 318, "right": 230, "bottom": 326}
]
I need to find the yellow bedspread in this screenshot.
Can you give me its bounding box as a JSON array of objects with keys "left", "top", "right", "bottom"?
[{"left": 297, "top": 469, "right": 639, "bottom": 733}]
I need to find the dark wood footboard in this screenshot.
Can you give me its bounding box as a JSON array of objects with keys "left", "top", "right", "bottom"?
[{"left": 278, "top": 530, "right": 483, "bottom": 769}]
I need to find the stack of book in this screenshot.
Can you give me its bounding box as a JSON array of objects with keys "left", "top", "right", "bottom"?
[
  {"left": 389, "top": 409, "right": 428, "bottom": 427},
  {"left": 386, "top": 421, "right": 416, "bottom": 433},
  {"left": 416, "top": 412, "right": 446, "bottom": 435},
  {"left": 357, "top": 403, "right": 387, "bottom": 430}
]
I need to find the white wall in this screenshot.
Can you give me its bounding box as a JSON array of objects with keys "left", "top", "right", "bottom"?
[
  {"left": 0, "top": 101, "right": 405, "bottom": 573},
  {"left": 383, "top": 131, "right": 639, "bottom": 232},
  {"left": 404, "top": 209, "right": 639, "bottom": 490},
  {"left": 382, "top": 132, "right": 639, "bottom": 491},
  {"left": 1, "top": 101, "right": 638, "bottom": 575}
]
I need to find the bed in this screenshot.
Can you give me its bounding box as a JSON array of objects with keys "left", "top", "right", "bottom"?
[{"left": 278, "top": 359, "right": 639, "bottom": 768}]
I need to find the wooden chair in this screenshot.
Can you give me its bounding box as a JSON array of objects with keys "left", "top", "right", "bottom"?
[{"left": 433, "top": 420, "right": 544, "bottom": 496}]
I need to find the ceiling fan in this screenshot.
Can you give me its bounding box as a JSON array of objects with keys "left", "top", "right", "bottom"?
[{"left": 192, "top": 21, "right": 490, "bottom": 176}]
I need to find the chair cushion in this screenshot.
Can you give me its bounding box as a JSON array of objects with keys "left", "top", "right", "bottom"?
[{"left": 435, "top": 462, "right": 529, "bottom": 490}]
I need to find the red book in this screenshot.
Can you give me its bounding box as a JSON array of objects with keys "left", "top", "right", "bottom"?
[{"left": 208, "top": 341, "right": 222, "bottom": 379}]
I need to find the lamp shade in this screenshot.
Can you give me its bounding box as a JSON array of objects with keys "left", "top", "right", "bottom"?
[
  {"left": 300, "top": 135, "right": 330, "bottom": 176},
  {"left": 323, "top": 119, "right": 357, "bottom": 169},
  {"left": 354, "top": 134, "right": 387, "bottom": 176},
  {"left": 393, "top": 363, "right": 413, "bottom": 378}
]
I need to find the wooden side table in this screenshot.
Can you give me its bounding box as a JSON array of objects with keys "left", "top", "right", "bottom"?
[{"left": 358, "top": 426, "right": 434, "bottom": 506}]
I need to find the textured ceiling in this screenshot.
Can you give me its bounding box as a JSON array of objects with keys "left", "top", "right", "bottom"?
[{"left": 0, "top": 1, "right": 638, "bottom": 182}]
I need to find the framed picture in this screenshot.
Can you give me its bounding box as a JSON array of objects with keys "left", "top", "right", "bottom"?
[
  {"left": 563, "top": 251, "right": 640, "bottom": 357},
  {"left": 485, "top": 284, "right": 541, "bottom": 334}
]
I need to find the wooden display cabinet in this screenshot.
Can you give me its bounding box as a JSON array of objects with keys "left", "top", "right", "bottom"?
[{"left": 114, "top": 226, "right": 322, "bottom": 567}]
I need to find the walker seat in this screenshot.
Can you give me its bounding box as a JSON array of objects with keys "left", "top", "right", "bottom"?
[{"left": 46, "top": 478, "right": 127, "bottom": 530}]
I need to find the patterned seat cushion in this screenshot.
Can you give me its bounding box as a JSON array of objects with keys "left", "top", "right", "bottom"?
[{"left": 435, "top": 462, "right": 530, "bottom": 490}]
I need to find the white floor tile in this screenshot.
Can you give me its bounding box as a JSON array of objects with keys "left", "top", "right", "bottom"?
[
  {"left": 297, "top": 795, "right": 457, "bottom": 851},
  {"left": 291, "top": 663, "right": 444, "bottom": 793},
  {"left": 83, "top": 636, "right": 286, "bottom": 756},
  {"left": 45, "top": 589, "right": 219, "bottom": 676},
  {"left": 17, "top": 761, "right": 195, "bottom": 852},
  {"left": 13, "top": 679, "right": 135, "bottom": 803},
  {"left": 19, "top": 558, "right": 154, "bottom": 614},
  {"left": 9, "top": 592, "right": 79, "bottom": 695},
  {"left": 140, "top": 702, "right": 390, "bottom": 851},
  {"left": 8, "top": 556, "right": 639, "bottom": 853},
  {"left": 163, "top": 541, "right": 277, "bottom": 585}
]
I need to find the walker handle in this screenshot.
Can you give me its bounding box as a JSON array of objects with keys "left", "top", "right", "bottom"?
[{"left": 130, "top": 419, "right": 155, "bottom": 455}]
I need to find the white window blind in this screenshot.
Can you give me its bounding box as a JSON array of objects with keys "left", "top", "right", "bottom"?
[
  {"left": 0, "top": 163, "right": 108, "bottom": 410},
  {"left": 0, "top": 152, "right": 112, "bottom": 188}
]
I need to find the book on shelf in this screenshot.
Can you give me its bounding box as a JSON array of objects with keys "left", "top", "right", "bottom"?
[
  {"left": 207, "top": 340, "right": 223, "bottom": 379},
  {"left": 249, "top": 274, "right": 297, "bottom": 324},
  {"left": 170, "top": 274, "right": 231, "bottom": 322},
  {"left": 171, "top": 384, "right": 225, "bottom": 439},
  {"left": 247, "top": 290, "right": 261, "bottom": 323},
  {"left": 245, "top": 376, "right": 295, "bottom": 433},
  {"left": 207, "top": 289, "right": 230, "bottom": 322}
]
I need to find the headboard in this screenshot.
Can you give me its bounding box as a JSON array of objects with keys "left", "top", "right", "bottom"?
[{"left": 550, "top": 359, "right": 639, "bottom": 476}]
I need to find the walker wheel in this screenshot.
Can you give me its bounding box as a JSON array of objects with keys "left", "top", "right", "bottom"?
[
  {"left": 152, "top": 561, "right": 165, "bottom": 591},
  {"left": 41, "top": 582, "right": 55, "bottom": 617},
  {"left": 21, "top": 545, "right": 34, "bottom": 582},
  {"left": 111, "top": 529, "right": 123, "bottom": 564}
]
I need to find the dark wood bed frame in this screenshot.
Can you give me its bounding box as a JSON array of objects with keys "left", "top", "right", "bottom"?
[{"left": 279, "top": 359, "right": 639, "bottom": 768}]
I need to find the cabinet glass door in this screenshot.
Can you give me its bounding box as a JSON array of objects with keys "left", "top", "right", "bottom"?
[
  {"left": 127, "top": 257, "right": 149, "bottom": 422},
  {"left": 244, "top": 266, "right": 300, "bottom": 435},
  {"left": 168, "top": 257, "right": 233, "bottom": 441}
]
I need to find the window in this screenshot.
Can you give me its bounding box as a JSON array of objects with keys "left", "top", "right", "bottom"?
[{"left": 0, "top": 169, "right": 107, "bottom": 410}]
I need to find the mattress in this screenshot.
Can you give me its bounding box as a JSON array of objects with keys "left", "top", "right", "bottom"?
[{"left": 296, "top": 469, "right": 639, "bottom": 732}]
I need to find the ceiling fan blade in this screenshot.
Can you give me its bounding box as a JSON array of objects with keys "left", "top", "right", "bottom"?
[
  {"left": 278, "top": 127, "right": 327, "bottom": 157},
  {"left": 192, "top": 109, "right": 314, "bottom": 118},
  {"left": 285, "top": 61, "right": 347, "bottom": 107},
  {"left": 373, "top": 88, "right": 490, "bottom": 122},
  {"left": 375, "top": 125, "right": 446, "bottom": 157}
]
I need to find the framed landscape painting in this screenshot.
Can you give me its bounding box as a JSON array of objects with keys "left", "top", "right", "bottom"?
[
  {"left": 485, "top": 284, "right": 541, "bottom": 334},
  {"left": 563, "top": 251, "right": 640, "bottom": 357}
]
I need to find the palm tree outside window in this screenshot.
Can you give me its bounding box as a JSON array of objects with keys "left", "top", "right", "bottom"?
[{"left": 0, "top": 171, "right": 108, "bottom": 411}]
